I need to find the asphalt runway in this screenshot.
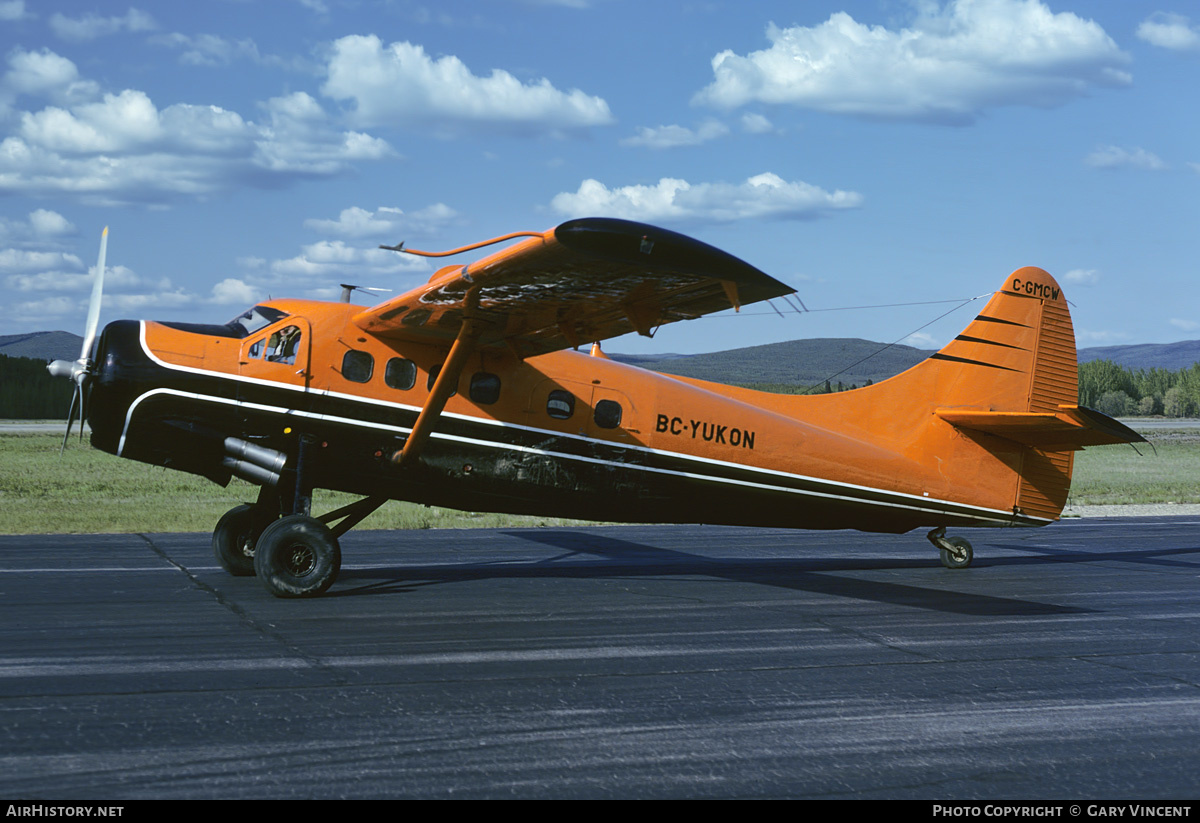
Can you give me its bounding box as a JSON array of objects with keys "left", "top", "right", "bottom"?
[{"left": 2, "top": 518, "right": 1199, "bottom": 800}]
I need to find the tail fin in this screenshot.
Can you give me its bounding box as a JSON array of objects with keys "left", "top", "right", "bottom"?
[{"left": 926, "top": 267, "right": 1143, "bottom": 520}]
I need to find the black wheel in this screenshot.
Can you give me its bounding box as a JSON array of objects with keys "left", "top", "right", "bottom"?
[
  {"left": 253, "top": 514, "right": 341, "bottom": 598},
  {"left": 939, "top": 536, "right": 973, "bottom": 569},
  {"left": 212, "top": 504, "right": 273, "bottom": 577}
]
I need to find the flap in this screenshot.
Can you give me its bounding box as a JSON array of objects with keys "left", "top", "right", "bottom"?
[
  {"left": 354, "top": 217, "right": 795, "bottom": 358},
  {"left": 936, "top": 405, "right": 1147, "bottom": 450}
]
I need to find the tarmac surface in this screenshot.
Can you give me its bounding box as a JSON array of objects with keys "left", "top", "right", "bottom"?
[{"left": 2, "top": 518, "right": 1199, "bottom": 799}]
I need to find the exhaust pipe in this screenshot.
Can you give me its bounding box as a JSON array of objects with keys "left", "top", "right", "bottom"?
[{"left": 222, "top": 437, "right": 288, "bottom": 486}]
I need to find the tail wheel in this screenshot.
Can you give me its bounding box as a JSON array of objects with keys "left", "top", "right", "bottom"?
[
  {"left": 254, "top": 514, "right": 341, "bottom": 598},
  {"left": 939, "top": 536, "right": 974, "bottom": 569},
  {"left": 212, "top": 504, "right": 272, "bottom": 577}
]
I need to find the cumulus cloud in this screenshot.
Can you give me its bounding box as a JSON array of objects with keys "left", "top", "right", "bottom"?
[
  {"left": 1169, "top": 317, "right": 1199, "bottom": 332},
  {"left": 693, "top": 0, "right": 1130, "bottom": 125},
  {"left": 149, "top": 32, "right": 314, "bottom": 72},
  {"left": 210, "top": 278, "right": 262, "bottom": 306},
  {"left": 270, "top": 240, "right": 429, "bottom": 281},
  {"left": 1084, "top": 145, "right": 1167, "bottom": 171},
  {"left": 0, "top": 1, "right": 29, "bottom": 22},
  {"left": 1063, "top": 268, "right": 1099, "bottom": 286},
  {"left": 740, "top": 113, "right": 776, "bottom": 134},
  {"left": 1, "top": 48, "right": 99, "bottom": 111},
  {"left": 48, "top": 8, "right": 155, "bottom": 41},
  {"left": 0, "top": 50, "right": 394, "bottom": 204},
  {"left": 0, "top": 209, "right": 76, "bottom": 246},
  {"left": 320, "top": 35, "right": 614, "bottom": 135},
  {"left": 550, "top": 172, "right": 862, "bottom": 224},
  {"left": 620, "top": 120, "right": 729, "bottom": 149},
  {"left": 1137, "top": 12, "right": 1200, "bottom": 51},
  {"left": 0, "top": 248, "right": 83, "bottom": 274},
  {"left": 304, "top": 204, "right": 460, "bottom": 239}
]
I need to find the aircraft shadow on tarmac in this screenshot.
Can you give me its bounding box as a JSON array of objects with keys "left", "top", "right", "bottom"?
[{"left": 328, "top": 530, "right": 1119, "bottom": 616}]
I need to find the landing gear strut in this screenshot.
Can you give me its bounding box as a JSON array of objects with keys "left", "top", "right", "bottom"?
[{"left": 928, "top": 526, "right": 973, "bottom": 569}]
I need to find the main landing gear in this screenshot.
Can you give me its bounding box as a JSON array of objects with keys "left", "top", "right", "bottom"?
[
  {"left": 213, "top": 496, "right": 386, "bottom": 597},
  {"left": 927, "top": 526, "right": 973, "bottom": 569},
  {"left": 212, "top": 434, "right": 387, "bottom": 597}
]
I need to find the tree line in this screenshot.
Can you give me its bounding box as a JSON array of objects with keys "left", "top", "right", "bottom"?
[
  {"left": 0, "top": 354, "right": 72, "bottom": 418},
  {"left": 1079, "top": 359, "right": 1200, "bottom": 418}
]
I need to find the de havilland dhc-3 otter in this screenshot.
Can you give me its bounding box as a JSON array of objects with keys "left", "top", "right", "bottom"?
[{"left": 47, "top": 220, "right": 1143, "bottom": 597}]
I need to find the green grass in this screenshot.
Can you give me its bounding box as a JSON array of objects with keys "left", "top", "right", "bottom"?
[
  {"left": 0, "top": 433, "right": 591, "bottom": 534},
  {"left": 1, "top": 429, "right": 1196, "bottom": 534},
  {"left": 1068, "top": 430, "right": 1200, "bottom": 506}
]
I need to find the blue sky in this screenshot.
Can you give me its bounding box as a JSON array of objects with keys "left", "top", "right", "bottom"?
[{"left": 0, "top": 0, "right": 1196, "bottom": 356}]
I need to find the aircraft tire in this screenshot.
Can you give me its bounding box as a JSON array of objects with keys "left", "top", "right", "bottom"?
[
  {"left": 939, "top": 536, "right": 973, "bottom": 569},
  {"left": 213, "top": 504, "right": 272, "bottom": 577},
  {"left": 254, "top": 514, "right": 341, "bottom": 598}
]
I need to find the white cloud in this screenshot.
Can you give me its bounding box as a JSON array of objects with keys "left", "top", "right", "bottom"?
[
  {"left": 1063, "top": 268, "right": 1099, "bottom": 286},
  {"left": 0, "top": 248, "right": 83, "bottom": 274},
  {"left": 0, "top": 209, "right": 76, "bottom": 246},
  {"left": 620, "top": 120, "right": 729, "bottom": 149},
  {"left": 1084, "top": 145, "right": 1167, "bottom": 171},
  {"left": 149, "top": 32, "right": 314, "bottom": 72},
  {"left": 740, "top": 113, "right": 776, "bottom": 134},
  {"left": 1169, "top": 318, "right": 1199, "bottom": 332},
  {"left": 0, "top": 54, "right": 394, "bottom": 203},
  {"left": 1076, "top": 328, "right": 1132, "bottom": 344},
  {"left": 904, "top": 331, "right": 938, "bottom": 348},
  {"left": 304, "top": 204, "right": 460, "bottom": 239},
  {"left": 264, "top": 240, "right": 430, "bottom": 289},
  {"left": 210, "top": 278, "right": 262, "bottom": 306},
  {"left": 1137, "top": 12, "right": 1200, "bottom": 51},
  {"left": 48, "top": 8, "right": 155, "bottom": 42},
  {"left": 320, "top": 35, "right": 614, "bottom": 135},
  {"left": 0, "top": 1, "right": 29, "bottom": 22},
  {"left": 1, "top": 48, "right": 99, "bottom": 110},
  {"left": 694, "top": 0, "right": 1130, "bottom": 125},
  {"left": 550, "top": 172, "right": 862, "bottom": 224}
]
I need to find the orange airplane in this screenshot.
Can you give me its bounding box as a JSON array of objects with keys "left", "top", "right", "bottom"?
[{"left": 49, "top": 219, "right": 1143, "bottom": 597}]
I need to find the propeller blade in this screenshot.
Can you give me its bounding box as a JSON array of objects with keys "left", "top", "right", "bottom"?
[
  {"left": 60, "top": 385, "right": 80, "bottom": 456},
  {"left": 80, "top": 226, "right": 107, "bottom": 363}
]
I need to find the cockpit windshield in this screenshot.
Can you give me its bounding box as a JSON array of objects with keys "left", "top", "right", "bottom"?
[{"left": 227, "top": 305, "right": 289, "bottom": 337}]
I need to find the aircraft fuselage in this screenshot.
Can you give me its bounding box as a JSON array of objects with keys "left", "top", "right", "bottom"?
[{"left": 86, "top": 297, "right": 1049, "bottom": 535}]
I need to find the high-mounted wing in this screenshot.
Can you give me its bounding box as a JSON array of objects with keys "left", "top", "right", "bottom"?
[{"left": 355, "top": 218, "right": 795, "bottom": 358}]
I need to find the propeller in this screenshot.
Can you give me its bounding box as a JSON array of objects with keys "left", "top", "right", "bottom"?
[{"left": 47, "top": 226, "right": 107, "bottom": 453}]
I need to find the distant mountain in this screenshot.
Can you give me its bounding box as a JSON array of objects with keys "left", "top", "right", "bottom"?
[
  {"left": 614, "top": 337, "right": 1200, "bottom": 390},
  {"left": 1077, "top": 340, "right": 1200, "bottom": 371},
  {"left": 0, "top": 331, "right": 84, "bottom": 363}
]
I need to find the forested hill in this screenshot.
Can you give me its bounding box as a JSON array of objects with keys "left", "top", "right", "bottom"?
[{"left": 0, "top": 331, "right": 84, "bottom": 362}]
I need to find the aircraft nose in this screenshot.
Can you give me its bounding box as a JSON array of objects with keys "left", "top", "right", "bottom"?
[{"left": 86, "top": 319, "right": 143, "bottom": 454}]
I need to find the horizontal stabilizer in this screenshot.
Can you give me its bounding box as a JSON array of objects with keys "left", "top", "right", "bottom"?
[{"left": 936, "top": 405, "right": 1147, "bottom": 450}]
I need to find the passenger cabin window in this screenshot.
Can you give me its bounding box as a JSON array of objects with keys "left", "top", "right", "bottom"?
[
  {"left": 342, "top": 350, "right": 373, "bottom": 383},
  {"left": 426, "top": 365, "right": 457, "bottom": 396},
  {"left": 546, "top": 390, "right": 575, "bottom": 420},
  {"left": 594, "top": 399, "right": 622, "bottom": 429},
  {"left": 469, "top": 372, "right": 501, "bottom": 405},
  {"left": 385, "top": 358, "right": 416, "bottom": 390}
]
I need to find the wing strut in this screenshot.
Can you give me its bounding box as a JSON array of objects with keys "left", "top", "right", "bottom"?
[{"left": 391, "top": 289, "right": 483, "bottom": 467}]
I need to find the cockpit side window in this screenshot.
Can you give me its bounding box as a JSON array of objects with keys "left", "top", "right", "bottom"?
[{"left": 247, "top": 325, "right": 301, "bottom": 365}]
